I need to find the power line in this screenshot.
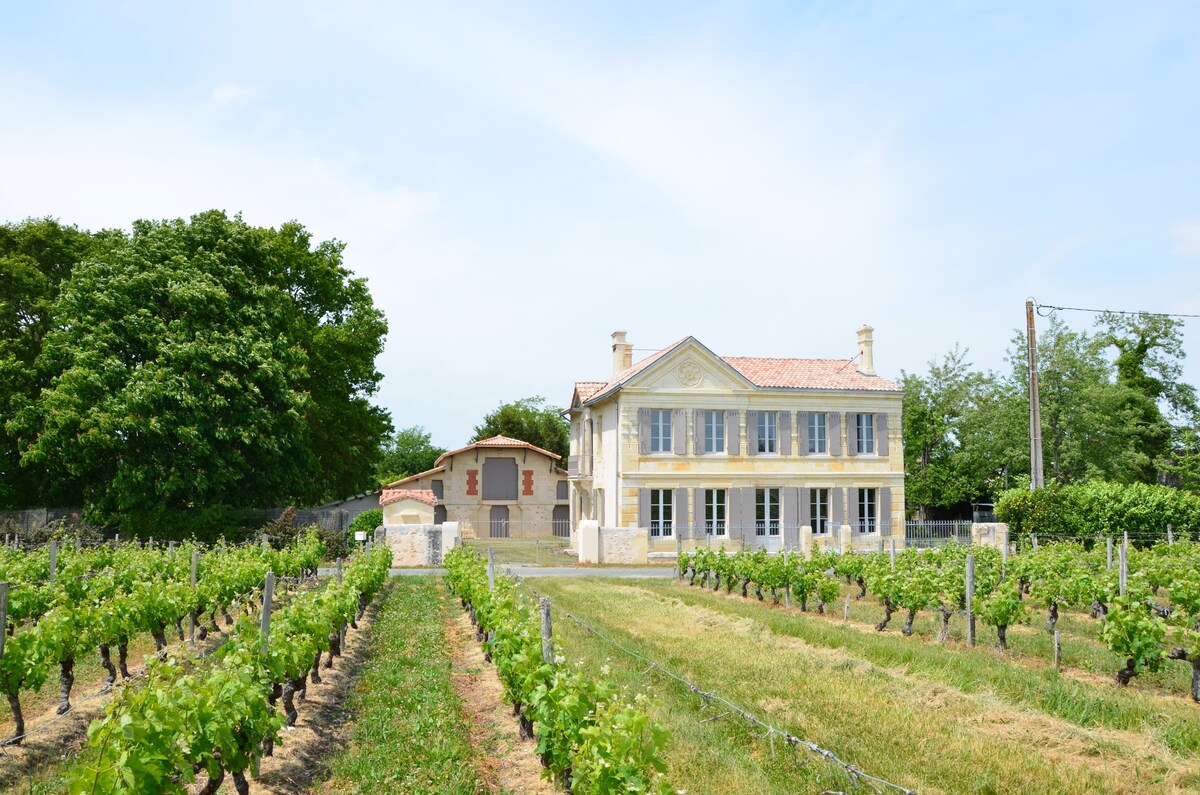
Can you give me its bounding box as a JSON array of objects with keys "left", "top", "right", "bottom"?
[{"left": 1034, "top": 301, "right": 1200, "bottom": 319}]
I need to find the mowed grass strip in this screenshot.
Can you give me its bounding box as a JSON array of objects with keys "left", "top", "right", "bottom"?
[
  {"left": 320, "top": 577, "right": 487, "bottom": 795},
  {"left": 669, "top": 579, "right": 1200, "bottom": 755},
  {"left": 533, "top": 577, "right": 1200, "bottom": 795}
]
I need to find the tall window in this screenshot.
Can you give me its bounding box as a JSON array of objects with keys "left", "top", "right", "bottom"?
[
  {"left": 755, "top": 488, "right": 780, "bottom": 536},
  {"left": 704, "top": 410, "right": 725, "bottom": 453},
  {"left": 704, "top": 489, "right": 726, "bottom": 535},
  {"left": 757, "top": 412, "right": 778, "bottom": 454},
  {"left": 808, "top": 413, "right": 827, "bottom": 454},
  {"left": 856, "top": 413, "right": 875, "bottom": 454},
  {"left": 857, "top": 487, "right": 877, "bottom": 533},
  {"left": 650, "top": 489, "right": 673, "bottom": 537},
  {"left": 809, "top": 488, "right": 830, "bottom": 534},
  {"left": 650, "top": 409, "right": 672, "bottom": 453}
]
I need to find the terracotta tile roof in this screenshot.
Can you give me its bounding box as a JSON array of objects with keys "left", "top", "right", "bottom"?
[
  {"left": 574, "top": 381, "right": 606, "bottom": 403},
  {"left": 576, "top": 337, "right": 901, "bottom": 405},
  {"left": 383, "top": 466, "right": 446, "bottom": 489},
  {"left": 434, "top": 435, "right": 562, "bottom": 466},
  {"left": 379, "top": 488, "right": 438, "bottom": 507},
  {"left": 722, "top": 357, "right": 902, "bottom": 392}
]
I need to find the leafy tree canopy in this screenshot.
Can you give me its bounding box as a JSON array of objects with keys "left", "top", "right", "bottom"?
[
  {"left": 471, "top": 396, "right": 569, "bottom": 461},
  {"left": 375, "top": 425, "right": 446, "bottom": 485},
  {"left": 5, "top": 211, "right": 391, "bottom": 531}
]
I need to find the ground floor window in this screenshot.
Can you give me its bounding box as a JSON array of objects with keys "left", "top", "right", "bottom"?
[
  {"left": 809, "top": 488, "right": 829, "bottom": 534},
  {"left": 755, "top": 488, "right": 780, "bottom": 536},
  {"left": 857, "top": 487, "right": 877, "bottom": 533},
  {"left": 650, "top": 489, "right": 673, "bottom": 537},
  {"left": 489, "top": 504, "right": 510, "bottom": 538},
  {"left": 705, "top": 489, "right": 726, "bottom": 536}
]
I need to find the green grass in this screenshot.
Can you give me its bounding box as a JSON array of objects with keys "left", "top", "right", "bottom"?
[
  {"left": 530, "top": 576, "right": 1200, "bottom": 795},
  {"left": 462, "top": 536, "right": 571, "bottom": 565},
  {"left": 320, "top": 578, "right": 487, "bottom": 795}
]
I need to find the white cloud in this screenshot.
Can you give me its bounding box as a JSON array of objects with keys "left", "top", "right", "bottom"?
[{"left": 210, "top": 82, "right": 256, "bottom": 107}]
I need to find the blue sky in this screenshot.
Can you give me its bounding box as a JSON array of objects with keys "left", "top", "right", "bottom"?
[{"left": 3, "top": 2, "right": 1199, "bottom": 449}]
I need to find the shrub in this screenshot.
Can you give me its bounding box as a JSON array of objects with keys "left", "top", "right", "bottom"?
[
  {"left": 349, "top": 509, "right": 383, "bottom": 538},
  {"left": 996, "top": 481, "right": 1200, "bottom": 545}
]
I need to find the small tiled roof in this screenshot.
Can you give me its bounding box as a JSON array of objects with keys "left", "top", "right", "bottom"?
[
  {"left": 434, "top": 435, "right": 562, "bottom": 466},
  {"left": 576, "top": 336, "right": 901, "bottom": 406},
  {"left": 723, "top": 357, "right": 902, "bottom": 392},
  {"left": 379, "top": 488, "right": 438, "bottom": 507}
]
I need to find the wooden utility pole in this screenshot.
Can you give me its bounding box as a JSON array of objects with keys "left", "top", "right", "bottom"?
[{"left": 1026, "top": 300, "right": 1045, "bottom": 489}]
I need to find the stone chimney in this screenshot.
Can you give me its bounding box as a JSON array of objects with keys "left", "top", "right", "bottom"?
[
  {"left": 857, "top": 325, "right": 876, "bottom": 376},
  {"left": 611, "top": 330, "right": 633, "bottom": 376}
]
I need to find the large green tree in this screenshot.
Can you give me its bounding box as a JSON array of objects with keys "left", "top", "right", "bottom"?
[
  {"left": 472, "top": 396, "right": 569, "bottom": 460},
  {"left": 375, "top": 425, "right": 446, "bottom": 485},
  {"left": 7, "top": 211, "right": 390, "bottom": 530},
  {"left": 0, "top": 219, "right": 126, "bottom": 507}
]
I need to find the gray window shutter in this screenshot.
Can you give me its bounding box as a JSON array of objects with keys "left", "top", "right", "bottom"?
[
  {"left": 726, "top": 410, "right": 740, "bottom": 456},
  {"left": 798, "top": 412, "right": 809, "bottom": 456},
  {"left": 800, "top": 487, "right": 812, "bottom": 528},
  {"left": 782, "top": 486, "right": 799, "bottom": 546},
  {"left": 828, "top": 412, "right": 842, "bottom": 456},
  {"left": 638, "top": 409, "right": 650, "bottom": 455},
  {"left": 694, "top": 410, "right": 705, "bottom": 455},
  {"left": 880, "top": 486, "right": 892, "bottom": 536},
  {"left": 779, "top": 411, "right": 792, "bottom": 456},
  {"left": 849, "top": 487, "right": 860, "bottom": 527},
  {"left": 741, "top": 487, "right": 757, "bottom": 542},
  {"left": 847, "top": 413, "right": 858, "bottom": 457},
  {"left": 727, "top": 488, "right": 741, "bottom": 539},
  {"left": 638, "top": 488, "right": 650, "bottom": 529},
  {"left": 877, "top": 412, "right": 889, "bottom": 457},
  {"left": 746, "top": 411, "right": 759, "bottom": 456},
  {"left": 674, "top": 488, "right": 689, "bottom": 538},
  {"left": 831, "top": 486, "right": 844, "bottom": 526},
  {"left": 673, "top": 409, "right": 686, "bottom": 455},
  {"left": 694, "top": 487, "right": 706, "bottom": 535}
]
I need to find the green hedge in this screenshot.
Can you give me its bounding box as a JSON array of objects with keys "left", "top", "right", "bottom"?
[{"left": 995, "top": 482, "right": 1200, "bottom": 543}]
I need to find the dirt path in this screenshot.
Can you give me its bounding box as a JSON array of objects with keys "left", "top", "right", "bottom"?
[{"left": 445, "top": 608, "right": 558, "bottom": 795}]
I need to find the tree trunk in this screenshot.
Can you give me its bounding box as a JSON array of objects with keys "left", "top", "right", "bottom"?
[
  {"left": 741, "top": 579, "right": 750, "bottom": 598},
  {"left": 175, "top": 617, "right": 185, "bottom": 641},
  {"left": 1116, "top": 657, "right": 1138, "bottom": 686},
  {"left": 1089, "top": 599, "right": 1107, "bottom": 619},
  {"left": 800, "top": 594, "right": 808, "bottom": 612},
  {"left": 997, "top": 625, "right": 1009, "bottom": 651},
  {"left": 1045, "top": 602, "right": 1059, "bottom": 633},
  {"left": 902, "top": 609, "right": 917, "bottom": 637},
  {"left": 231, "top": 770, "right": 250, "bottom": 795},
  {"left": 5, "top": 692, "right": 23, "bottom": 744},
  {"left": 282, "top": 681, "right": 298, "bottom": 726},
  {"left": 712, "top": 573, "right": 720, "bottom": 591},
  {"left": 263, "top": 683, "right": 282, "bottom": 757},
  {"left": 755, "top": 584, "right": 764, "bottom": 601},
  {"left": 937, "top": 606, "right": 952, "bottom": 642},
  {"left": 98, "top": 643, "right": 117, "bottom": 690},
  {"left": 688, "top": 567, "right": 697, "bottom": 586},
  {"left": 118, "top": 639, "right": 131, "bottom": 678},
  {"left": 210, "top": 609, "right": 221, "bottom": 634},
  {"left": 876, "top": 600, "right": 894, "bottom": 632},
  {"left": 1167, "top": 648, "right": 1199, "bottom": 702},
  {"left": 699, "top": 571, "right": 707, "bottom": 588},
  {"left": 57, "top": 657, "right": 74, "bottom": 715},
  {"left": 856, "top": 576, "right": 867, "bottom": 599},
  {"left": 197, "top": 623, "right": 208, "bottom": 641},
  {"left": 198, "top": 766, "right": 224, "bottom": 795},
  {"left": 770, "top": 587, "right": 779, "bottom": 605},
  {"left": 815, "top": 595, "right": 825, "bottom": 615},
  {"left": 310, "top": 651, "right": 323, "bottom": 684}
]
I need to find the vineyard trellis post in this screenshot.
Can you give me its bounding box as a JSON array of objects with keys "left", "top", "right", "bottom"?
[
  {"left": 889, "top": 540, "right": 896, "bottom": 569},
  {"left": 540, "top": 596, "right": 553, "bottom": 664},
  {"left": 262, "top": 536, "right": 270, "bottom": 553},
  {"left": 1001, "top": 536, "right": 1008, "bottom": 577},
  {"left": 1119, "top": 541, "right": 1128, "bottom": 597},
  {"left": 1053, "top": 630, "right": 1061, "bottom": 670},
  {"left": 337, "top": 557, "right": 346, "bottom": 652},
  {"left": 48, "top": 540, "right": 56, "bottom": 583},
  {"left": 843, "top": 594, "right": 850, "bottom": 621},
  {"left": 1168, "top": 524, "right": 1174, "bottom": 545},
  {"left": 965, "top": 554, "right": 976, "bottom": 648},
  {"left": 1031, "top": 534, "right": 1038, "bottom": 551},
  {"left": 75, "top": 537, "right": 80, "bottom": 555},
  {"left": 1107, "top": 537, "right": 1113, "bottom": 570},
  {"left": 190, "top": 551, "right": 199, "bottom": 643},
  {"left": 260, "top": 572, "right": 275, "bottom": 653},
  {"left": 783, "top": 549, "right": 791, "bottom": 608},
  {"left": 487, "top": 548, "right": 495, "bottom": 592},
  {"left": 0, "top": 582, "right": 7, "bottom": 659}
]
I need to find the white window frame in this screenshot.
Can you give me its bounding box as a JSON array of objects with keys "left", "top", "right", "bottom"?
[
  {"left": 856, "top": 413, "right": 875, "bottom": 455},
  {"left": 650, "top": 409, "right": 672, "bottom": 453},
  {"left": 650, "top": 489, "right": 673, "bottom": 537},
  {"left": 755, "top": 488, "right": 780, "bottom": 536},
  {"left": 705, "top": 488, "right": 726, "bottom": 536},
  {"left": 808, "top": 413, "right": 827, "bottom": 454},
  {"left": 757, "top": 411, "right": 778, "bottom": 454},
  {"left": 810, "top": 488, "right": 830, "bottom": 534},
  {"left": 704, "top": 410, "right": 725, "bottom": 454},
  {"left": 857, "top": 487, "right": 877, "bottom": 533}
]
